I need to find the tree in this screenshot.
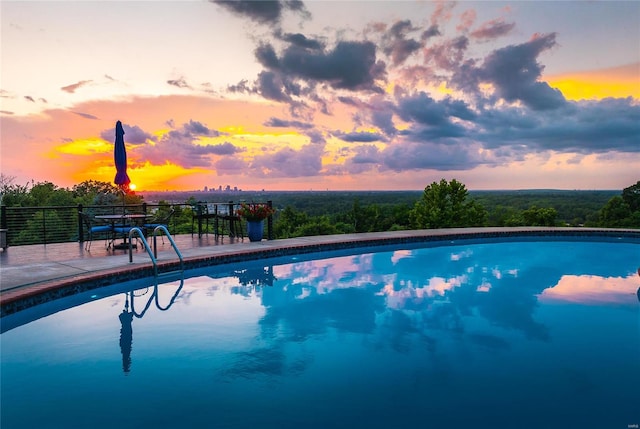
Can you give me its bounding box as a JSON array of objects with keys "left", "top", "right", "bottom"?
[
  {"left": 0, "top": 174, "right": 31, "bottom": 206},
  {"left": 521, "top": 206, "right": 558, "bottom": 226},
  {"left": 293, "top": 216, "right": 341, "bottom": 237},
  {"left": 72, "top": 180, "right": 120, "bottom": 205},
  {"left": 72, "top": 180, "right": 144, "bottom": 206},
  {"left": 621, "top": 181, "right": 640, "bottom": 212},
  {"left": 596, "top": 181, "right": 640, "bottom": 228},
  {"left": 274, "top": 206, "right": 310, "bottom": 238},
  {"left": 0, "top": 174, "right": 17, "bottom": 202},
  {"left": 410, "top": 179, "right": 487, "bottom": 229},
  {"left": 29, "top": 182, "right": 59, "bottom": 206},
  {"left": 349, "top": 199, "right": 382, "bottom": 233},
  {"left": 599, "top": 196, "right": 633, "bottom": 227},
  {"left": 27, "top": 181, "right": 76, "bottom": 206}
]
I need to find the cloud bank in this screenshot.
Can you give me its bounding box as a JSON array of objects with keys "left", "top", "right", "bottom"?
[{"left": 2, "top": 0, "right": 638, "bottom": 190}]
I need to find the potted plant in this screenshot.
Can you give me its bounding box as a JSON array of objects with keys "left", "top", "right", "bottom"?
[{"left": 236, "top": 203, "right": 275, "bottom": 242}]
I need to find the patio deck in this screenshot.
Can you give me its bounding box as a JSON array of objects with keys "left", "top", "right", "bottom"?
[
  {"left": 1, "top": 227, "right": 638, "bottom": 317},
  {"left": 0, "top": 232, "right": 265, "bottom": 292}
]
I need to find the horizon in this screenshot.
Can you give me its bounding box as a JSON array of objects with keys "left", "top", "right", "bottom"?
[
  {"left": 1, "top": 1, "right": 638, "bottom": 192},
  {"left": 137, "top": 187, "right": 621, "bottom": 194}
]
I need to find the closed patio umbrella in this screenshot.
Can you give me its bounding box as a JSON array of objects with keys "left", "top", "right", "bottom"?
[
  {"left": 114, "top": 120, "right": 130, "bottom": 190},
  {"left": 113, "top": 120, "right": 134, "bottom": 249}
]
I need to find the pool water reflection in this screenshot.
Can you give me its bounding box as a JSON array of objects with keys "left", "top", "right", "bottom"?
[{"left": 1, "top": 239, "right": 639, "bottom": 428}]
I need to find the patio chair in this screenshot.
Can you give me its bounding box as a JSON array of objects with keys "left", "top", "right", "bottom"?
[
  {"left": 112, "top": 223, "right": 144, "bottom": 249},
  {"left": 79, "top": 211, "right": 113, "bottom": 251},
  {"left": 111, "top": 216, "right": 144, "bottom": 249},
  {"left": 191, "top": 202, "right": 215, "bottom": 237},
  {"left": 216, "top": 202, "right": 244, "bottom": 242},
  {"left": 143, "top": 207, "right": 175, "bottom": 243}
]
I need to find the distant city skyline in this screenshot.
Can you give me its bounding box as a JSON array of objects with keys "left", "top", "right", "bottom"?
[
  {"left": 203, "top": 185, "right": 242, "bottom": 193},
  {"left": 1, "top": 1, "right": 638, "bottom": 191}
]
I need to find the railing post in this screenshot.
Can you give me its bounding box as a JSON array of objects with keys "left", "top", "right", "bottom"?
[
  {"left": 228, "top": 201, "right": 235, "bottom": 237},
  {"left": 267, "top": 200, "right": 274, "bottom": 240},
  {"left": 0, "top": 204, "right": 7, "bottom": 249},
  {"left": 78, "top": 204, "right": 84, "bottom": 242},
  {"left": 1, "top": 204, "right": 6, "bottom": 230},
  {"left": 42, "top": 207, "right": 47, "bottom": 245}
]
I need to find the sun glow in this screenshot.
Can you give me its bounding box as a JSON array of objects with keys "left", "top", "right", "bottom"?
[
  {"left": 545, "top": 63, "right": 640, "bottom": 100},
  {"left": 55, "top": 138, "right": 111, "bottom": 156},
  {"left": 120, "top": 161, "right": 209, "bottom": 191}
]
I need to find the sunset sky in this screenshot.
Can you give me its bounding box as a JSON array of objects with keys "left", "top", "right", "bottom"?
[{"left": 1, "top": 0, "right": 639, "bottom": 192}]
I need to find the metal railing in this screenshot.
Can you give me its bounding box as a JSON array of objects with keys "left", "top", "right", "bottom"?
[{"left": 0, "top": 201, "right": 274, "bottom": 247}]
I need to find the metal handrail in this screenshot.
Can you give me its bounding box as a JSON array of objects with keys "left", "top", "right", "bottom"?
[
  {"left": 155, "top": 276, "right": 184, "bottom": 311},
  {"left": 151, "top": 225, "right": 184, "bottom": 270},
  {"left": 127, "top": 227, "right": 158, "bottom": 276},
  {"left": 129, "top": 276, "right": 184, "bottom": 316},
  {"left": 127, "top": 226, "right": 184, "bottom": 278}
]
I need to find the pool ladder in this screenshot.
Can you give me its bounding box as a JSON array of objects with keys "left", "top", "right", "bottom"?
[
  {"left": 126, "top": 226, "right": 184, "bottom": 278},
  {"left": 129, "top": 276, "right": 185, "bottom": 318}
]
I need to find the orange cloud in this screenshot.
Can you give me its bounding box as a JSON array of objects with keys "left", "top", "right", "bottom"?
[
  {"left": 124, "top": 161, "right": 207, "bottom": 191},
  {"left": 55, "top": 138, "right": 111, "bottom": 157},
  {"left": 545, "top": 63, "right": 640, "bottom": 100}
]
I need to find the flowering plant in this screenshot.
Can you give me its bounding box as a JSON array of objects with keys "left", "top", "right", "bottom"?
[{"left": 237, "top": 202, "right": 275, "bottom": 221}]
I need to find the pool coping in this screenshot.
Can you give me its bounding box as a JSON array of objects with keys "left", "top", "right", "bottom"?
[{"left": 1, "top": 227, "right": 638, "bottom": 317}]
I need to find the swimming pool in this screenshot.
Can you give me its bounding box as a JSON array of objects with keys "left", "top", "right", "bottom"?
[{"left": 1, "top": 237, "right": 639, "bottom": 428}]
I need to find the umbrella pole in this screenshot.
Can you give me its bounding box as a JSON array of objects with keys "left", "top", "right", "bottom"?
[
  {"left": 113, "top": 186, "right": 136, "bottom": 250},
  {"left": 121, "top": 187, "right": 126, "bottom": 215}
]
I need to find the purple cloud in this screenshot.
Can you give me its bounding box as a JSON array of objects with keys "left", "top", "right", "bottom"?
[
  {"left": 100, "top": 123, "right": 152, "bottom": 144},
  {"left": 425, "top": 35, "right": 469, "bottom": 71},
  {"left": 250, "top": 144, "right": 323, "bottom": 177},
  {"left": 334, "top": 131, "right": 386, "bottom": 143},
  {"left": 213, "top": 0, "right": 309, "bottom": 25},
  {"left": 397, "top": 92, "right": 475, "bottom": 128},
  {"left": 278, "top": 32, "right": 324, "bottom": 50},
  {"left": 167, "top": 77, "right": 192, "bottom": 89},
  {"left": 470, "top": 18, "right": 515, "bottom": 40},
  {"left": 479, "top": 33, "right": 565, "bottom": 110},
  {"left": 264, "top": 117, "right": 314, "bottom": 129},
  {"left": 61, "top": 80, "right": 92, "bottom": 93},
  {"left": 183, "top": 120, "right": 221, "bottom": 136},
  {"left": 256, "top": 40, "right": 386, "bottom": 93},
  {"left": 382, "top": 20, "right": 424, "bottom": 66},
  {"left": 73, "top": 111, "right": 99, "bottom": 120},
  {"left": 381, "top": 140, "right": 487, "bottom": 171},
  {"left": 214, "top": 156, "right": 248, "bottom": 173}
]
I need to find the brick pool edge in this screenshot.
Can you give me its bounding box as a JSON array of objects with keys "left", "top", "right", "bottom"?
[{"left": 1, "top": 227, "right": 638, "bottom": 317}]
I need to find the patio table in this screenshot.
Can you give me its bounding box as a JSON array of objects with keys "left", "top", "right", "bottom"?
[{"left": 95, "top": 214, "right": 150, "bottom": 249}]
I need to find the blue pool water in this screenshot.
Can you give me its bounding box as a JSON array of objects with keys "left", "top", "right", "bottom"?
[{"left": 1, "top": 238, "right": 639, "bottom": 428}]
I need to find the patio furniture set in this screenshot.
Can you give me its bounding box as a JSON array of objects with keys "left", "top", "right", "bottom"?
[{"left": 80, "top": 208, "right": 175, "bottom": 251}]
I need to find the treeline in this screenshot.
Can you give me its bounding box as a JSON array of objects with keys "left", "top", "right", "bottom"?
[
  {"left": 0, "top": 178, "right": 143, "bottom": 208},
  {"left": 471, "top": 190, "right": 618, "bottom": 227},
  {"left": 266, "top": 180, "right": 638, "bottom": 237},
  {"left": 1, "top": 174, "right": 638, "bottom": 241}
]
